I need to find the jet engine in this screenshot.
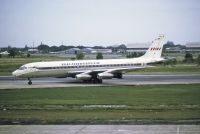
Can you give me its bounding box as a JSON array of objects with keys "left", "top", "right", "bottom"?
[
  {"left": 97, "top": 72, "right": 113, "bottom": 79},
  {"left": 76, "top": 74, "right": 91, "bottom": 80}
]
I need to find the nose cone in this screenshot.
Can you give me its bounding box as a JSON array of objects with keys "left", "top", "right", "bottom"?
[{"left": 12, "top": 70, "right": 18, "bottom": 77}]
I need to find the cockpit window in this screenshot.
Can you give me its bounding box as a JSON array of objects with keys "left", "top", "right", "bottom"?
[{"left": 18, "top": 66, "right": 27, "bottom": 70}]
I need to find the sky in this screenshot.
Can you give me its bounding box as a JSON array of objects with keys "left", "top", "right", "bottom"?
[{"left": 0, "top": 0, "right": 200, "bottom": 48}]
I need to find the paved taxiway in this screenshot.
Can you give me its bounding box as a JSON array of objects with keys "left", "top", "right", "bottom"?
[
  {"left": 0, "top": 125, "right": 200, "bottom": 134},
  {"left": 0, "top": 74, "right": 200, "bottom": 89}
]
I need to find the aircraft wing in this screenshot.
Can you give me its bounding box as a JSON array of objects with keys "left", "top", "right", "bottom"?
[{"left": 67, "top": 66, "right": 147, "bottom": 78}]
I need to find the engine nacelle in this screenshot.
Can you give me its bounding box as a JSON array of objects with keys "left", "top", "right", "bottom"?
[
  {"left": 97, "top": 72, "right": 113, "bottom": 79},
  {"left": 76, "top": 74, "right": 91, "bottom": 80}
]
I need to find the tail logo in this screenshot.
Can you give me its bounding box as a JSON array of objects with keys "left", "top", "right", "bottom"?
[{"left": 150, "top": 47, "right": 161, "bottom": 51}]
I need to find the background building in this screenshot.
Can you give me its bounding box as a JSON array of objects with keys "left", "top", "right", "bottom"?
[{"left": 186, "top": 42, "right": 200, "bottom": 52}]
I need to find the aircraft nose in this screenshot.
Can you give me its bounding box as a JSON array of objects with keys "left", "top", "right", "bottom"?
[{"left": 12, "top": 70, "right": 18, "bottom": 76}]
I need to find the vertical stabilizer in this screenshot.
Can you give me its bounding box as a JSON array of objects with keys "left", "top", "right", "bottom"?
[{"left": 142, "top": 34, "right": 165, "bottom": 59}]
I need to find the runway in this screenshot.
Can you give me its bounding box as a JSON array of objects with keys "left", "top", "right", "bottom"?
[
  {"left": 0, "top": 125, "right": 200, "bottom": 134},
  {"left": 0, "top": 74, "right": 200, "bottom": 89}
]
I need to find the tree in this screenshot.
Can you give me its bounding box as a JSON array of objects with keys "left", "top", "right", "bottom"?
[
  {"left": 197, "top": 54, "right": 200, "bottom": 65},
  {"left": 50, "top": 46, "right": 59, "bottom": 52},
  {"left": 77, "top": 45, "right": 85, "bottom": 49},
  {"left": 164, "top": 58, "right": 177, "bottom": 66},
  {"left": 118, "top": 44, "right": 127, "bottom": 49},
  {"left": 59, "top": 45, "right": 68, "bottom": 51},
  {"left": 27, "top": 53, "right": 30, "bottom": 58},
  {"left": 37, "top": 42, "right": 50, "bottom": 53},
  {"left": 126, "top": 52, "right": 137, "bottom": 58},
  {"left": 8, "top": 49, "right": 16, "bottom": 58},
  {"left": 184, "top": 53, "right": 194, "bottom": 63},
  {"left": 71, "top": 57, "right": 76, "bottom": 60},
  {"left": 24, "top": 45, "right": 28, "bottom": 51},
  {"left": 0, "top": 54, "right": 2, "bottom": 58},
  {"left": 93, "top": 46, "right": 105, "bottom": 49},
  {"left": 163, "top": 41, "right": 175, "bottom": 50},
  {"left": 96, "top": 52, "right": 103, "bottom": 59},
  {"left": 76, "top": 53, "right": 85, "bottom": 60}
]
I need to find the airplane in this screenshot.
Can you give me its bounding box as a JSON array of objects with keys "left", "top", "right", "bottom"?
[{"left": 12, "top": 34, "right": 166, "bottom": 85}]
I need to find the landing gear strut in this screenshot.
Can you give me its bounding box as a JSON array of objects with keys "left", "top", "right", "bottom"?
[
  {"left": 92, "top": 78, "right": 103, "bottom": 84},
  {"left": 28, "top": 78, "right": 32, "bottom": 85},
  {"left": 117, "top": 73, "right": 123, "bottom": 79},
  {"left": 114, "top": 73, "right": 123, "bottom": 79}
]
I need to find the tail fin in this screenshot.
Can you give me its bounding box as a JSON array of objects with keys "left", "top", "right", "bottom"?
[{"left": 142, "top": 34, "right": 165, "bottom": 59}]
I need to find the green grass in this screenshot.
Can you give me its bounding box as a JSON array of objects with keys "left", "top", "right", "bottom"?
[
  {"left": 0, "top": 84, "right": 200, "bottom": 124},
  {"left": 129, "top": 65, "right": 200, "bottom": 74},
  {"left": 0, "top": 56, "right": 68, "bottom": 75}
]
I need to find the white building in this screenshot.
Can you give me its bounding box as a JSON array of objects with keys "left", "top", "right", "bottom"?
[
  {"left": 28, "top": 49, "right": 39, "bottom": 53},
  {"left": 95, "top": 49, "right": 112, "bottom": 54},
  {"left": 66, "top": 48, "right": 80, "bottom": 54},
  {"left": 185, "top": 42, "right": 200, "bottom": 52}
]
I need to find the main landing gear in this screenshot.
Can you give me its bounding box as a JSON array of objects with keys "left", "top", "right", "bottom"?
[
  {"left": 92, "top": 78, "right": 102, "bottom": 84},
  {"left": 28, "top": 78, "right": 32, "bottom": 85},
  {"left": 116, "top": 73, "right": 123, "bottom": 79},
  {"left": 83, "top": 78, "right": 103, "bottom": 84}
]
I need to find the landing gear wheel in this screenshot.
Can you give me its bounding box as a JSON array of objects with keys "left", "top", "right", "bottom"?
[
  {"left": 98, "top": 79, "right": 103, "bottom": 83},
  {"left": 28, "top": 81, "right": 32, "bottom": 85},
  {"left": 92, "top": 78, "right": 103, "bottom": 84},
  {"left": 28, "top": 78, "right": 32, "bottom": 85},
  {"left": 92, "top": 78, "right": 97, "bottom": 84},
  {"left": 83, "top": 80, "right": 91, "bottom": 83}
]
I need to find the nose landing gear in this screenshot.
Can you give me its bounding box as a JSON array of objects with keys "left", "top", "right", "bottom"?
[{"left": 28, "top": 78, "right": 32, "bottom": 85}]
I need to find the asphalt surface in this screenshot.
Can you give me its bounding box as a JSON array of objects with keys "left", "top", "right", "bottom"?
[
  {"left": 0, "top": 74, "right": 200, "bottom": 89},
  {"left": 0, "top": 125, "right": 200, "bottom": 134}
]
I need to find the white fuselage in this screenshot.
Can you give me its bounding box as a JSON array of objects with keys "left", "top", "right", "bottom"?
[{"left": 12, "top": 57, "right": 158, "bottom": 78}]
